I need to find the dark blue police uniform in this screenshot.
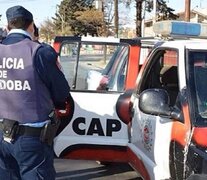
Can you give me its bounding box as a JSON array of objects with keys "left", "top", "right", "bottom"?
[
  {"left": 2, "top": 33, "right": 70, "bottom": 108},
  {"left": 0, "top": 5, "right": 71, "bottom": 180}
]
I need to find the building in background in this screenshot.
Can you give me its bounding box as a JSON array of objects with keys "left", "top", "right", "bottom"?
[{"left": 144, "top": 8, "right": 207, "bottom": 37}]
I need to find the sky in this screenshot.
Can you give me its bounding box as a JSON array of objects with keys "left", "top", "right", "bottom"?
[
  {"left": 168, "top": 0, "right": 207, "bottom": 12},
  {"left": 141, "top": 0, "right": 207, "bottom": 21},
  {"left": 0, "top": 0, "right": 207, "bottom": 28},
  {"left": 0, "top": 0, "right": 62, "bottom": 27}
]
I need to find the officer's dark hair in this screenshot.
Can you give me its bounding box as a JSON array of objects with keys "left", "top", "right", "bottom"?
[
  {"left": 33, "top": 23, "right": 39, "bottom": 37},
  {"left": 7, "top": 17, "right": 32, "bottom": 31}
]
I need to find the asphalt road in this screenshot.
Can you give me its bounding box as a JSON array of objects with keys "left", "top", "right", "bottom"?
[{"left": 55, "top": 159, "right": 142, "bottom": 180}]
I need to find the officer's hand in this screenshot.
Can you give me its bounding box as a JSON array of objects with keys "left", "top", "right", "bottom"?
[{"left": 55, "top": 101, "right": 70, "bottom": 117}]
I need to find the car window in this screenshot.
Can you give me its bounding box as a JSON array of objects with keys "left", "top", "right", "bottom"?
[
  {"left": 138, "top": 49, "right": 179, "bottom": 106},
  {"left": 59, "top": 41, "right": 129, "bottom": 91},
  {"left": 188, "top": 50, "right": 207, "bottom": 125},
  {"left": 107, "top": 47, "right": 128, "bottom": 91},
  {"left": 102, "top": 46, "right": 125, "bottom": 75}
]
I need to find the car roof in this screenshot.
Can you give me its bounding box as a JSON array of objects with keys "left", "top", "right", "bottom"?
[
  {"left": 54, "top": 36, "right": 141, "bottom": 46},
  {"left": 159, "top": 39, "right": 207, "bottom": 50}
]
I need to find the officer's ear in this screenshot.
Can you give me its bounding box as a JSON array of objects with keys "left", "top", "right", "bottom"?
[
  {"left": 6, "top": 24, "right": 11, "bottom": 32},
  {"left": 27, "top": 21, "right": 34, "bottom": 38}
]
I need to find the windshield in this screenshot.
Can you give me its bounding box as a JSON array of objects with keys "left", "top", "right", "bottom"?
[{"left": 188, "top": 50, "right": 207, "bottom": 125}]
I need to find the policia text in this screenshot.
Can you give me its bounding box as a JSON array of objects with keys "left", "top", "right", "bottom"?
[{"left": 0, "top": 57, "right": 31, "bottom": 91}]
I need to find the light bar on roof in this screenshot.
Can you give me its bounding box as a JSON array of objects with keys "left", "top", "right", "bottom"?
[{"left": 153, "top": 20, "right": 207, "bottom": 38}]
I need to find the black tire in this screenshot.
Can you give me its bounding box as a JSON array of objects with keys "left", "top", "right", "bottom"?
[{"left": 169, "top": 141, "right": 185, "bottom": 180}]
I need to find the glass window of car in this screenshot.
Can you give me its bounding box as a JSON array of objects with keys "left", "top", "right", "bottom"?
[
  {"left": 138, "top": 49, "right": 178, "bottom": 106},
  {"left": 107, "top": 47, "right": 128, "bottom": 91},
  {"left": 188, "top": 50, "right": 207, "bottom": 125},
  {"left": 59, "top": 41, "right": 129, "bottom": 91}
]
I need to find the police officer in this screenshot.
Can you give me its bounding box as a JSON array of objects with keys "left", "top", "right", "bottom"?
[
  {"left": 0, "top": 28, "right": 7, "bottom": 43},
  {"left": 0, "top": 5, "right": 71, "bottom": 180}
]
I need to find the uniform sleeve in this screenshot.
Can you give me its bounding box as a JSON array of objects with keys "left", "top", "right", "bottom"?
[{"left": 34, "top": 45, "right": 71, "bottom": 109}]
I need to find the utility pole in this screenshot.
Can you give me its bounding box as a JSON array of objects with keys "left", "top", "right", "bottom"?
[
  {"left": 114, "top": 0, "right": 119, "bottom": 37},
  {"left": 153, "top": 0, "right": 157, "bottom": 24},
  {"left": 185, "top": 0, "right": 191, "bottom": 21},
  {"left": 135, "top": 0, "right": 142, "bottom": 37},
  {"left": 101, "top": 0, "right": 107, "bottom": 36},
  {"left": 141, "top": 1, "right": 146, "bottom": 37}
]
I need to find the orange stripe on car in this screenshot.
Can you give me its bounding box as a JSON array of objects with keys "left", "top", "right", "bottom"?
[{"left": 171, "top": 103, "right": 191, "bottom": 146}]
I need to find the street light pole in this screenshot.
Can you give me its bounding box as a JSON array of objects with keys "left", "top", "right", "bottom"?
[
  {"left": 153, "top": 0, "right": 157, "bottom": 24},
  {"left": 185, "top": 0, "right": 191, "bottom": 21}
]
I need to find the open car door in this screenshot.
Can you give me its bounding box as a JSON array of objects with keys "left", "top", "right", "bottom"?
[{"left": 53, "top": 36, "right": 141, "bottom": 162}]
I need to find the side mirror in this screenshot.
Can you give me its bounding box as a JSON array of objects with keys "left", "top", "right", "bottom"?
[
  {"left": 139, "top": 88, "right": 182, "bottom": 120},
  {"left": 139, "top": 88, "right": 171, "bottom": 116}
]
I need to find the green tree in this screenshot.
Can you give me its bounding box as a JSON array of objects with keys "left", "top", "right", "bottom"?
[
  {"left": 145, "top": 0, "right": 178, "bottom": 21},
  {"left": 52, "top": 0, "right": 72, "bottom": 35},
  {"left": 40, "top": 18, "right": 57, "bottom": 42},
  {"left": 53, "top": 0, "right": 105, "bottom": 36},
  {"left": 75, "top": 9, "right": 104, "bottom": 36},
  {"left": 102, "top": 0, "right": 132, "bottom": 37},
  {"left": 101, "top": 0, "right": 114, "bottom": 36},
  {"left": 134, "top": 0, "right": 178, "bottom": 36}
]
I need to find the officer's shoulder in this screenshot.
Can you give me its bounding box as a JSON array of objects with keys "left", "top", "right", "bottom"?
[
  {"left": 37, "top": 43, "right": 57, "bottom": 58},
  {"left": 39, "top": 42, "right": 55, "bottom": 51}
]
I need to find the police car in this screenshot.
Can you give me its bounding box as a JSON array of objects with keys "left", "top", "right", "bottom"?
[
  {"left": 54, "top": 21, "right": 207, "bottom": 180},
  {"left": 129, "top": 21, "right": 207, "bottom": 179}
]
